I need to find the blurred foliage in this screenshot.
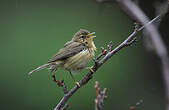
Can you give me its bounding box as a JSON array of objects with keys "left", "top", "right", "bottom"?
[{"left": 0, "top": 0, "right": 165, "bottom": 110}]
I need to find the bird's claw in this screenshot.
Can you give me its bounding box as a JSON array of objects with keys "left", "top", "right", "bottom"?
[
  {"left": 75, "top": 82, "right": 80, "bottom": 87},
  {"left": 87, "top": 66, "right": 94, "bottom": 73}
]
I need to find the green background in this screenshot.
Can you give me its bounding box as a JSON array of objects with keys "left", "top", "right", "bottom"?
[{"left": 0, "top": 0, "right": 165, "bottom": 110}]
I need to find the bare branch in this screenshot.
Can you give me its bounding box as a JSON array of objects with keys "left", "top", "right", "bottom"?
[
  {"left": 52, "top": 75, "right": 69, "bottom": 109},
  {"left": 95, "top": 81, "right": 107, "bottom": 110},
  {"left": 60, "top": 80, "right": 68, "bottom": 95},
  {"left": 52, "top": 75, "right": 68, "bottom": 94},
  {"left": 52, "top": 75, "right": 62, "bottom": 87},
  {"left": 61, "top": 103, "right": 69, "bottom": 110},
  {"left": 117, "top": 0, "right": 169, "bottom": 110},
  {"left": 53, "top": 14, "right": 161, "bottom": 110},
  {"left": 93, "top": 47, "right": 108, "bottom": 66},
  {"left": 98, "top": 47, "right": 108, "bottom": 59},
  {"left": 107, "top": 41, "right": 113, "bottom": 52}
]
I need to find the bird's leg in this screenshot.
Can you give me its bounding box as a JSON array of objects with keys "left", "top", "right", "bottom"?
[
  {"left": 52, "top": 72, "right": 62, "bottom": 87},
  {"left": 86, "top": 66, "right": 94, "bottom": 73},
  {"left": 69, "top": 72, "right": 80, "bottom": 87}
]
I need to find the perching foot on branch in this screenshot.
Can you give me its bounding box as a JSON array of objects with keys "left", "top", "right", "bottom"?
[
  {"left": 52, "top": 75, "right": 62, "bottom": 87},
  {"left": 52, "top": 75, "right": 68, "bottom": 94},
  {"left": 54, "top": 15, "right": 161, "bottom": 110},
  {"left": 86, "top": 66, "right": 95, "bottom": 73},
  {"left": 75, "top": 82, "right": 80, "bottom": 88}
]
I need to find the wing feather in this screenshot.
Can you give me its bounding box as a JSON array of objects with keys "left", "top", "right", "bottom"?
[{"left": 48, "top": 42, "right": 85, "bottom": 63}]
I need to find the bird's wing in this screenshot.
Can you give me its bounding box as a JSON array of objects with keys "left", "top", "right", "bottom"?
[
  {"left": 48, "top": 42, "right": 85, "bottom": 63},
  {"left": 64, "top": 41, "right": 73, "bottom": 47}
]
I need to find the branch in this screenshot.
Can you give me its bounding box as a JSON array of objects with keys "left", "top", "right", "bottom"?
[
  {"left": 52, "top": 75, "right": 68, "bottom": 94},
  {"left": 95, "top": 81, "right": 107, "bottom": 110},
  {"left": 60, "top": 80, "right": 68, "bottom": 95},
  {"left": 61, "top": 103, "right": 69, "bottom": 110},
  {"left": 54, "top": 14, "right": 161, "bottom": 110},
  {"left": 117, "top": 0, "right": 169, "bottom": 110},
  {"left": 52, "top": 75, "right": 69, "bottom": 109}
]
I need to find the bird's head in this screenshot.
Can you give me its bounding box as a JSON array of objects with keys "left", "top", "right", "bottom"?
[{"left": 72, "top": 29, "right": 96, "bottom": 48}]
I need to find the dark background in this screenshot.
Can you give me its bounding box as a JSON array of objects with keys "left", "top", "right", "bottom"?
[{"left": 0, "top": 0, "right": 168, "bottom": 110}]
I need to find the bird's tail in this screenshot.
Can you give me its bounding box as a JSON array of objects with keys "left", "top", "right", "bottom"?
[{"left": 28, "top": 63, "right": 51, "bottom": 76}]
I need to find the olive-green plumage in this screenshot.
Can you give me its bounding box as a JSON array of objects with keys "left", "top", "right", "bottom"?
[{"left": 28, "top": 29, "right": 96, "bottom": 82}]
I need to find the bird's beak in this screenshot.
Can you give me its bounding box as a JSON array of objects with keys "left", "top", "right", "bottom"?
[{"left": 88, "top": 32, "right": 96, "bottom": 39}]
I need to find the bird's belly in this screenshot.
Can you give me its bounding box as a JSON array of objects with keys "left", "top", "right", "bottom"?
[{"left": 64, "top": 50, "right": 93, "bottom": 73}]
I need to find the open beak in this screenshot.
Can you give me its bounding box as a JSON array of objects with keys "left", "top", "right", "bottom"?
[{"left": 88, "top": 32, "right": 96, "bottom": 39}]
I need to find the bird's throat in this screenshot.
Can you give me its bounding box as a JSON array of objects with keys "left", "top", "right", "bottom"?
[{"left": 87, "top": 40, "right": 96, "bottom": 53}]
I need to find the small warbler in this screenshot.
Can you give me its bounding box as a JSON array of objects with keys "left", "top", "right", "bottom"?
[{"left": 28, "top": 29, "right": 96, "bottom": 86}]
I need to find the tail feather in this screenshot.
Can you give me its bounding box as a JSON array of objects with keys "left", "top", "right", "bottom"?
[{"left": 28, "top": 63, "right": 50, "bottom": 75}]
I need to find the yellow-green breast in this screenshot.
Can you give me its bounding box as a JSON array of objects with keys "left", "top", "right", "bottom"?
[{"left": 63, "top": 48, "right": 95, "bottom": 73}]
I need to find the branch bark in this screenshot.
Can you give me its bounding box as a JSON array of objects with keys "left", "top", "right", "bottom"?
[
  {"left": 117, "top": 0, "right": 169, "bottom": 110},
  {"left": 54, "top": 14, "right": 161, "bottom": 110},
  {"left": 95, "top": 81, "right": 107, "bottom": 110}
]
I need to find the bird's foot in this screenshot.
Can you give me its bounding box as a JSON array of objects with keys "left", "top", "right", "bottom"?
[
  {"left": 75, "top": 82, "right": 80, "bottom": 87},
  {"left": 52, "top": 75, "right": 62, "bottom": 87},
  {"left": 86, "top": 66, "right": 95, "bottom": 73}
]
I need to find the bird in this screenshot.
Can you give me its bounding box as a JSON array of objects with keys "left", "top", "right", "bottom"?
[{"left": 28, "top": 29, "right": 96, "bottom": 87}]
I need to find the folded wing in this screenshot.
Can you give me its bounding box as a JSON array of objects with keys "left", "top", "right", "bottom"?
[{"left": 48, "top": 42, "right": 85, "bottom": 63}]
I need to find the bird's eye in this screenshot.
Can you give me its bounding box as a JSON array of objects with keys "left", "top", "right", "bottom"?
[{"left": 80, "top": 35, "right": 85, "bottom": 39}]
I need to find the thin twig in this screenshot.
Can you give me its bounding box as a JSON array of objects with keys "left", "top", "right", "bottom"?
[
  {"left": 93, "top": 47, "right": 108, "bottom": 66},
  {"left": 52, "top": 77, "right": 68, "bottom": 109},
  {"left": 117, "top": 0, "right": 169, "bottom": 110},
  {"left": 107, "top": 41, "right": 113, "bottom": 52},
  {"left": 54, "top": 15, "right": 161, "bottom": 110},
  {"left": 52, "top": 75, "right": 62, "bottom": 87},
  {"left": 60, "top": 80, "right": 68, "bottom": 94},
  {"left": 52, "top": 75, "right": 68, "bottom": 94},
  {"left": 96, "top": 47, "right": 108, "bottom": 60},
  {"left": 95, "top": 81, "right": 107, "bottom": 110},
  {"left": 61, "top": 103, "right": 69, "bottom": 110}
]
